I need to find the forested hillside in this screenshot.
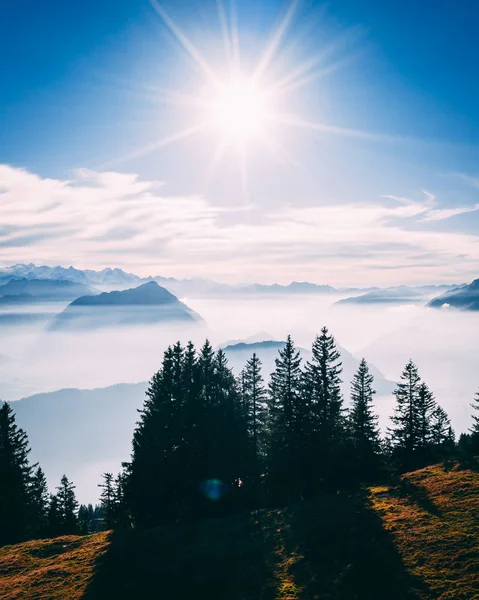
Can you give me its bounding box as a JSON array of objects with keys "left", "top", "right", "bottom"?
[{"left": 1, "top": 327, "right": 478, "bottom": 598}]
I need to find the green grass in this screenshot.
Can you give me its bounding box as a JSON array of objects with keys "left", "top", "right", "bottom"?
[{"left": 1, "top": 463, "right": 478, "bottom": 599}]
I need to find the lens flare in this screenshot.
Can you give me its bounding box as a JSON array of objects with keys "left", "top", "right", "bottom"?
[{"left": 200, "top": 479, "right": 229, "bottom": 501}]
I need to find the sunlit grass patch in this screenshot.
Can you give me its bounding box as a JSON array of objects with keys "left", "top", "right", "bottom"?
[
  {"left": 369, "top": 463, "right": 479, "bottom": 599},
  {"left": 0, "top": 532, "right": 111, "bottom": 599}
]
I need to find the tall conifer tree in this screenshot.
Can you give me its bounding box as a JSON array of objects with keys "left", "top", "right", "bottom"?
[
  {"left": 268, "top": 336, "right": 306, "bottom": 500},
  {"left": 470, "top": 389, "right": 479, "bottom": 438},
  {"left": 388, "top": 360, "right": 422, "bottom": 470},
  {"left": 303, "top": 327, "right": 344, "bottom": 489},
  {"left": 55, "top": 475, "right": 79, "bottom": 534},
  {"left": 129, "top": 345, "right": 181, "bottom": 526},
  {"left": 29, "top": 466, "right": 49, "bottom": 538},
  {"left": 99, "top": 472, "right": 116, "bottom": 529},
  {"left": 348, "top": 359, "right": 381, "bottom": 479},
  {"left": 242, "top": 354, "right": 268, "bottom": 468},
  {"left": 47, "top": 494, "right": 62, "bottom": 537},
  {"left": 0, "top": 403, "right": 34, "bottom": 544},
  {"left": 430, "top": 406, "right": 455, "bottom": 459},
  {"left": 415, "top": 382, "right": 437, "bottom": 462}
]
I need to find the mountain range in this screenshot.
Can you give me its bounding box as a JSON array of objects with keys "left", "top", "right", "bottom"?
[
  {"left": 335, "top": 284, "right": 456, "bottom": 306},
  {"left": 50, "top": 282, "right": 203, "bottom": 330},
  {"left": 0, "top": 263, "right": 475, "bottom": 311},
  {"left": 0, "top": 278, "right": 96, "bottom": 301},
  {"left": 0, "top": 263, "right": 365, "bottom": 296},
  {"left": 0, "top": 263, "right": 403, "bottom": 297},
  {"left": 428, "top": 278, "right": 479, "bottom": 311}
]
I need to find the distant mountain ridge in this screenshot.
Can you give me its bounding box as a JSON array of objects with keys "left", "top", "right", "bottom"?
[
  {"left": 428, "top": 278, "right": 479, "bottom": 311},
  {"left": 335, "top": 284, "right": 457, "bottom": 306},
  {"left": 222, "top": 339, "right": 395, "bottom": 396},
  {"left": 0, "top": 263, "right": 464, "bottom": 298},
  {"left": 50, "top": 282, "right": 203, "bottom": 330},
  {"left": 0, "top": 264, "right": 358, "bottom": 296},
  {"left": 0, "top": 278, "right": 97, "bottom": 301}
]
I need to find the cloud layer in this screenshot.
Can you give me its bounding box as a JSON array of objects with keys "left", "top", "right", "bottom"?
[{"left": 1, "top": 164, "right": 478, "bottom": 285}]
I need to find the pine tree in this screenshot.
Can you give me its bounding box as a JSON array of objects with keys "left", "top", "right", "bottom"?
[
  {"left": 113, "top": 471, "right": 130, "bottom": 528},
  {"left": 0, "top": 403, "right": 35, "bottom": 544},
  {"left": 129, "top": 345, "right": 181, "bottom": 526},
  {"left": 28, "top": 466, "right": 49, "bottom": 538},
  {"left": 55, "top": 475, "right": 78, "bottom": 534},
  {"left": 242, "top": 353, "right": 268, "bottom": 470},
  {"left": 209, "top": 349, "right": 249, "bottom": 512},
  {"left": 348, "top": 358, "right": 381, "bottom": 480},
  {"left": 415, "top": 382, "right": 437, "bottom": 462},
  {"left": 78, "top": 504, "right": 91, "bottom": 534},
  {"left": 388, "top": 360, "right": 422, "bottom": 471},
  {"left": 268, "top": 336, "right": 306, "bottom": 500},
  {"left": 99, "top": 472, "right": 116, "bottom": 529},
  {"left": 431, "top": 406, "right": 455, "bottom": 459},
  {"left": 302, "top": 326, "right": 344, "bottom": 489},
  {"left": 128, "top": 340, "right": 247, "bottom": 525},
  {"left": 47, "top": 494, "right": 62, "bottom": 537},
  {"left": 470, "top": 389, "right": 479, "bottom": 438}
]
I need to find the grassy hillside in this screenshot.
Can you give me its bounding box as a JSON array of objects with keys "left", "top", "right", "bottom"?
[{"left": 1, "top": 463, "right": 477, "bottom": 600}]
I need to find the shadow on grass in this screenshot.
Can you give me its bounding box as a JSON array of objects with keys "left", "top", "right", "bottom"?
[
  {"left": 258, "top": 491, "right": 428, "bottom": 600},
  {"left": 82, "top": 492, "right": 428, "bottom": 600},
  {"left": 81, "top": 513, "right": 275, "bottom": 600},
  {"left": 397, "top": 478, "right": 442, "bottom": 517}
]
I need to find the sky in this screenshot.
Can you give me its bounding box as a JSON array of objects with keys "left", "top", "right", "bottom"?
[{"left": 1, "top": 0, "right": 478, "bottom": 285}]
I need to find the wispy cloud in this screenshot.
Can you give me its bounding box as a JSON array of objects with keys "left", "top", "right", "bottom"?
[
  {"left": 422, "top": 204, "right": 479, "bottom": 221},
  {"left": 1, "top": 165, "right": 478, "bottom": 285},
  {"left": 382, "top": 189, "right": 479, "bottom": 222}
]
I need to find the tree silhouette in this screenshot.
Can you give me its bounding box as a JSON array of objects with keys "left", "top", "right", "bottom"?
[
  {"left": 470, "top": 389, "right": 479, "bottom": 439},
  {"left": 268, "top": 335, "right": 306, "bottom": 501},
  {"left": 29, "top": 466, "right": 49, "bottom": 538},
  {"left": 0, "top": 403, "right": 35, "bottom": 544},
  {"left": 55, "top": 475, "right": 79, "bottom": 534},
  {"left": 348, "top": 358, "right": 381, "bottom": 480},
  {"left": 99, "top": 473, "right": 116, "bottom": 529},
  {"left": 388, "top": 360, "right": 422, "bottom": 471},
  {"left": 303, "top": 327, "right": 344, "bottom": 489}
]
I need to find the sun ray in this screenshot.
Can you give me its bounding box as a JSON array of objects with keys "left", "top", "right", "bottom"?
[
  {"left": 99, "top": 122, "right": 209, "bottom": 168},
  {"left": 204, "top": 136, "right": 230, "bottom": 186},
  {"left": 217, "top": 0, "right": 233, "bottom": 69},
  {"left": 271, "top": 113, "right": 400, "bottom": 142},
  {"left": 256, "top": 132, "right": 302, "bottom": 170},
  {"left": 269, "top": 25, "right": 363, "bottom": 96},
  {"left": 228, "top": 0, "right": 241, "bottom": 72},
  {"left": 273, "top": 56, "right": 356, "bottom": 97},
  {"left": 150, "top": 0, "right": 221, "bottom": 87},
  {"left": 239, "top": 141, "right": 250, "bottom": 205},
  {"left": 253, "top": 0, "right": 298, "bottom": 84}
]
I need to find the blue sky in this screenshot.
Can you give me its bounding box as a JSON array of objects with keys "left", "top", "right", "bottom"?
[{"left": 0, "top": 0, "right": 478, "bottom": 285}]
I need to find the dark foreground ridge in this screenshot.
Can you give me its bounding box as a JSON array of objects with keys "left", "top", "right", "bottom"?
[{"left": 1, "top": 463, "right": 477, "bottom": 600}]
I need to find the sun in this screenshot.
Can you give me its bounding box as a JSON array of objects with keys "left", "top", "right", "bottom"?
[
  {"left": 211, "top": 77, "right": 270, "bottom": 142},
  {"left": 108, "top": 1, "right": 366, "bottom": 199}
]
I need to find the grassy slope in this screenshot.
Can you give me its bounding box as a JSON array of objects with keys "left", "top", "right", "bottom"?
[
  {"left": 1, "top": 464, "right": 477, "bottom": 600},
  {"left": 370, "top": 463, "right": 479, "bottom": 599}
]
